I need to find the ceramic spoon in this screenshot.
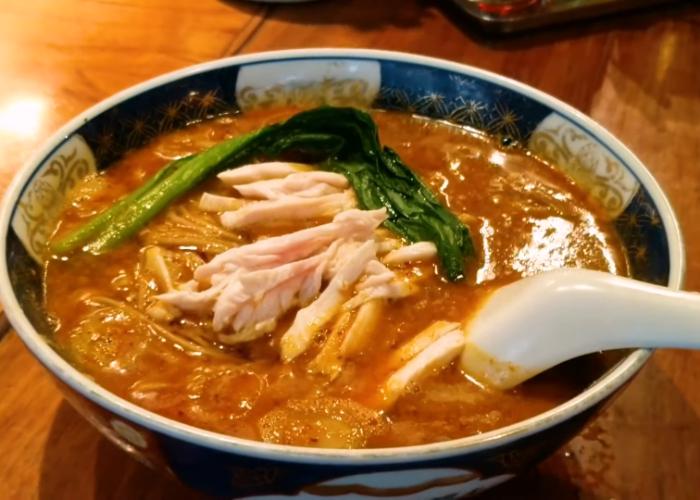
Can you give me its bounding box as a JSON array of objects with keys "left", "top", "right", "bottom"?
[{"left": 460, "top": 268, "right": 699, "bottom": 390}]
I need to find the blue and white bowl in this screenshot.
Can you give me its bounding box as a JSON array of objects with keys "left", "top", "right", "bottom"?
[{"left": 0, "top": 49, "right": 684, "bottom": 498}]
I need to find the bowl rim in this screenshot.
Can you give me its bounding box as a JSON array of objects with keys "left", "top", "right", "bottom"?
[{"left": 0, "top": 48, "right": 685, "bottom": 465}]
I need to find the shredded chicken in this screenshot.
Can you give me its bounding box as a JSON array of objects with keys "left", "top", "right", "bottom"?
[
  {"left": 384, "top": 241, "right": 438, "bottom": 266},
  {"left": 217, "top": 161, "right": 311, "bottom": 185},
  {"left": 199, "top": 193, "right": 245, "bottom": 212},
  {"left": 212, "top": 252, "right": 328, "bottom": 335},
  {"left": 157, "top": 279, "right": 226, "bottom": 314},
  {"left": 386, "top": 321, "right": 461, "bottom": 370},
  {"left": 232, "top": 171, "right": 349, "bottom": 199},
  {"left": 376, "top": 238, "right": 402, "bottom": 255},
  {"left": 220, "top": 191, "right": 357, "bottom": 229},
  {"left": 344, "top": 261, "right": 417, "bottom": 310},
  {"left": 193, "top": 208, "right": 386, "bottom": 282},
  {"left": 380, "top": 323, "right": 465, "bottom": 408},
  {"left": 280, "top": 240, "right": 377, "bottom": 362}
]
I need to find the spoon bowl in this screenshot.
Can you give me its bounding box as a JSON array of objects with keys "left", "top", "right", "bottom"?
[{"left": 461, "top": 268, "right": 699, "bottom": 389}]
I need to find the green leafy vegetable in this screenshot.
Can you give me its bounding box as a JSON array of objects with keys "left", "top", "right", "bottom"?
[{"left": 52, "top": 107, "right": 473, "bottom": 280}]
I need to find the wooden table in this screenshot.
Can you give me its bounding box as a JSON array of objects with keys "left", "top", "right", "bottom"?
[{"left": 1, "top": 1, "right": 699, "bottom": 498}]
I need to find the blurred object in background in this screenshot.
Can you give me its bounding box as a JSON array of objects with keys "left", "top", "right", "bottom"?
[
  {"left": 470, "top": 0, "right": 541, "bottom": 16},
  {"left": 450, "top": 0, "right": 683, "bottom": 33}
]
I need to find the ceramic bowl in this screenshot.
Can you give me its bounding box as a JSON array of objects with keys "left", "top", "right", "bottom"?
[{"left": 0, "top": 49, "right": 684, "bottom": 498}]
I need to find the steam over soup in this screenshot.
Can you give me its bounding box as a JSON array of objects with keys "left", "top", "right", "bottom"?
[{"left": 44, "top": 108, "right": 628, "bottom": 448}]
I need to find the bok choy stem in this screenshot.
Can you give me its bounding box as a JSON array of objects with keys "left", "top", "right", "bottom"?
[
  {"left": 51, "top": 158, "right": 186, "bottom": 253},
  {"left": 82, "top": 130, "right": 263, "bottom": 252}
]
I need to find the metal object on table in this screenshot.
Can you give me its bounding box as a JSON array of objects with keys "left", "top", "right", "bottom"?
[{"left": 449, "top": 0, "right": 683, "bottom": 33}]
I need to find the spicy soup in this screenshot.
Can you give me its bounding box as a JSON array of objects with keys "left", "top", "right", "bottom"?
[{"left": 44, "top": 109, "right": 628, "bottom": 448}]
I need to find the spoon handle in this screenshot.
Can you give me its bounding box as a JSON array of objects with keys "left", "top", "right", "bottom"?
[
  {"left": 554, "top": 272, "right": 700, "bottom": 351},
  {"left": 462, "top": 269, "right": 700, "bottom": 389}
]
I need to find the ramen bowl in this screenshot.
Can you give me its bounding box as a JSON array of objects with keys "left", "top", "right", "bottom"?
[{"left": 0, "top": 49, "right": 683, "bottom": 498}]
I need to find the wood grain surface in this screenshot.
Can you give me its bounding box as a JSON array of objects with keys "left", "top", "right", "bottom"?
[{"left": 1, "top": 1, "right": 699, "bottom": 498}]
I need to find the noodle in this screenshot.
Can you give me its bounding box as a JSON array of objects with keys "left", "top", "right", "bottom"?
[
  {"left": 88, "top": 296, "right": 231, "bottom": 359},
  {"left": 141, "top": 201, "right": 242, "bottom": 253}
]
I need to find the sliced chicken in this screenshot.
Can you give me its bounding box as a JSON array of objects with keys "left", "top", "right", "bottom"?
[
  {"left": 194, "top": 208, "right": 386, "bottom": 282},
  {"left": 199, "top": 193, "right": 245, "bottom": 212},
  {"left": 374, "top": 229, "right": 402, "bottom": 255},
  {"left": 220, "top": 191, "right": 356, "bottom": 229},
  {"left": 239, "top": 182, "right": 338, "bottom": 200},
  {"left": 280, "top": 240, "right": 377, "bottom": 362},
  {"left": 376, "top": 239, "right": 402, "bottom": 255},
  {"left": 211, "top": 252, "right": 328, "bottom": 332},
  {"left": 217, "top": 264, "right": 324, "bottom": 344},
  {"left": 339, "top": 299, "right": 384, "bottom": 357},
  {"left": 380, "top": 324, "right": 465, "bottom": 408},
  {"left": 386, "top": 321, "right": 461, "bottom": 370},
  {"left": 384, "top": 241, "right": 438, "bottom": 266},
  {"left": 332, "top": 208, "right": 388, "bottom": 236},
  {"left": 144, "top": 301, "right": 180, "bottom": 322},
  {"left": 322, "top": 240, "right": 364, "bottom": 279},
  {"left": 217, "top": 162, "right": 310, "bottom": 185},
  {"left": 356, "top": 260, "right": 395, "bottom": 289},
  {"left": 232, "top": 171, "right": 349, "bottom": 200},
  {"left": 157, "top": 279, "right": 228, "bottom": 313},
  {"left": 344, "top": 265, "right": 417, "bottom": 310}
]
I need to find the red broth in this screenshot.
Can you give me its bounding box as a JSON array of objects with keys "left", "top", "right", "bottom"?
[{"left": 44, "top": 109, "right": 628, "bottom": 448}]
